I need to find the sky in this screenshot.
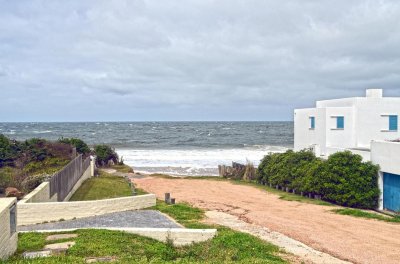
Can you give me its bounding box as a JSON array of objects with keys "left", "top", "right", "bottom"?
[{"left": 1, "top": 0, "right": 400, "bottom": 122}]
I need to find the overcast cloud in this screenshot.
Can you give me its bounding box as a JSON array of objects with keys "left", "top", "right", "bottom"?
[{"left": 1, "top": 0, "right": 400, "bottom": 121}]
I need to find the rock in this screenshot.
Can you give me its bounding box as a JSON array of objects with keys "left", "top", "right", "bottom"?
[
  {"left": 44, "top": 241, "right": 75, "bottom": 253},
  {"left": 23, "top": 250, "right": 52, "bottom": 259},
  {"left": 85, "top": 256, "right": 117, "bottom": 263},
  {"left": 5, "top": 187, "right": 25, "bottom": 200},
  {"left": 46, "top": 234, "right": 78, "bottom": 241}
]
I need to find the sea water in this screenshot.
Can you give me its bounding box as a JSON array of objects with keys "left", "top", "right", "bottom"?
[{"left": 0, "top": 122, "right": 293, "bottom": 176}]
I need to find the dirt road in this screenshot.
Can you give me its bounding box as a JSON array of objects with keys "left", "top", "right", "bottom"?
[{"left": 134, "top": 177, "right": 400, "bottom": 264}]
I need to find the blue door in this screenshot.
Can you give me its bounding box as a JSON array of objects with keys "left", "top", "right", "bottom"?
[{"left": 383, "top": 173, "right": 400, "bottom": 212}]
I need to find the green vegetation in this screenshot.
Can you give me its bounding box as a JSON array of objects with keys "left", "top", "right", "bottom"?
[
  {"left": 94, "top": 144, "right": 119, "bottom": 167},
  {"left": 257, "top": 150, "right": 380, "bottom": 209},
  {"left": 332, "top": 208, "right": 400, "bottom": 223},
  {"left": 0, "top": 135, "right": 74, "bottom": 193},
  {"left": 69, "top": 171, "right": 132, "bottom": 201},
  {"left": 58, "top": 138, "right": 90, "bottom": 155},
  {"left": 111, "top": 164, "right": 134, "bottom": 173},
  {"left": 6, "top": 200, "right": 287, "bottom": 264},
  {"left": 153, "top": 201, "right": 205, "bottom": 228}
]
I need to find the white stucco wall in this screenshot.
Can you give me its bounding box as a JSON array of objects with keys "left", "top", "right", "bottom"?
[
  {"left": 294, "top": 89, "right": 400, "bottom": 157},
  {"left": 294, "top": 108, "right": 318, "bottom": 151},
  {"left": 370, "top": 140, "right": 400, "bottom": 210},
  {"left": 371, "top": 141, "right": 400, "bottom": 175},
  {"left": 0, "top": 198, "right": 18, "bottom": 260},
  {"left": 355, "top": 98, "right": 400, "bottom": 148}
]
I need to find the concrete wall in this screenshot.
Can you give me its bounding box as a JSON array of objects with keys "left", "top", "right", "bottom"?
[
  {"left": 17, "top": 194, "right": 156, "bottom": 226},
  {"left": 20, "top": 182, "right": 57, "bottom": 204},
  {"left": 20, "top": 160, "right": 93, "bottom": 204},
  {"left": 371, "top": 141, "right": 400, "bottom": 210},
  {"left": 0, "top": 198, "right": 18, "bottom": 260},
  {"left": 25, "top": 227, "right": 217, "bottom": 247}
]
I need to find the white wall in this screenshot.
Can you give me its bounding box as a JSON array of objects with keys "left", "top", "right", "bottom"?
[
  {"left": 325, "top": 107, "right": 355, "bottom": 149},
  {"left": 371, "top": 141, "right": 400, "bottom": 210},
  {"left": 295, "top": 92, "right": 400, "bottom": 155},
  {"left": 19, "top": 182, "right": 57, "bottom": 204},
  {"left": 355, "top": 98, "right": 400, "bottom": 148},
  {"left": 294, "top": 108, "right": 318, "bottom": 151},
  {"left": 0, "top": 198, "right": 18, "bottom": 260},
  {"left": 17, "top": 194, "right": 156, "bottom": 226}
]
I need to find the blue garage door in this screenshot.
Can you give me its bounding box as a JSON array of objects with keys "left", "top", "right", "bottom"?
[{"left": 383, "top": 173, "right": 400, "bottom": 212}]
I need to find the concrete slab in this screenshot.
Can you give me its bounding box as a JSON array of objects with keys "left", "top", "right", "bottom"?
[
  {"left": 22, "top": 250, "right": 52, "bottom": 259},
  {"left": 46, "top": 234, "right": 78, "bottom": 241},
  {"left": 44, "top": 241, "right": 75, "bottom": 252}
]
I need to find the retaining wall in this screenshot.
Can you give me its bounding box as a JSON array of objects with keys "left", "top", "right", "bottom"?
[
  {"left": 23, "top": 227, "right": 217, "bottom": 246},
  {"left": 17, "top": 194, "right": 156, "bottom": 226},
  {"left": 20, "top": 163, "right": 92, "bottom": 204},
  {"left": 0, "top": 198, "right": 18, "bottom": 260}
]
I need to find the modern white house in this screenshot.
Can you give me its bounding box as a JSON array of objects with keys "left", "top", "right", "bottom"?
[{"left": 294, "top": 89, "right": 400, "bottom": 211}]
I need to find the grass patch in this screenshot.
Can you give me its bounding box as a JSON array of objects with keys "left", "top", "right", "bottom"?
[
  {"left": 8, "top": 201, "right": 287, "bottom": 263},
  {"left": 332, "top": 208, "right": 400, "bottom": 223},
  {"left": 8, "top": 226, "right": 286, "bottom": 264},
  {"left": 111, "top": 164, "right": 134, "bottom": 173},
  {"left": 69, "top": 171, "right": 132, "bottom": 201},
  {"left": 152, "top": 200, "right": 205, "bottom": 228}
]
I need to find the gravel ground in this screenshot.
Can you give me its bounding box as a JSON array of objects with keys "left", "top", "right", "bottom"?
[
  {"left": 19, "top": 210, "right": 182, "bottom": 231},
  {"left": 134, "top": 176, "right": 400, "bottom": 264}
]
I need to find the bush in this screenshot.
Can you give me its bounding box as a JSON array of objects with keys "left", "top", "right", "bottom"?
[
  {"left": 319, "top": 151, "right": 380, "bottom": 208},
  {"left": 0, "top": 134, "right": 21, "bottom": 167},
  {"left": 58, "top": 138, "right": 90, "bottom": 155},
  {"left": 257, "top": 150, "right": 380, "bottom": 209},
  {"left": 94, "top": 145, "right": 118, "bottom": 167}
]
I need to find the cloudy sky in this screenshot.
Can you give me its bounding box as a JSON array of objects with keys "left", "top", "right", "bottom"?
[{"left": 1, "top": 0, "right": 400, "bottom": 121}]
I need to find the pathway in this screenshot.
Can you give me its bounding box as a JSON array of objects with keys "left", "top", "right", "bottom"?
[
  {"left": 19, "top": 210, "right": 182, "bottom": 231},
  {"left": 134, "top": 176, "right": 400, "bottom": 264}
]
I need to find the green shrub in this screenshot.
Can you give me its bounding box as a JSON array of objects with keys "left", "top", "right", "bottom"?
[
  {"left": 0, "top": 134, "right": 21, "bottom": 167},
  {"left": 94, "top": 145, "right": 118, "bottom": 167},
  {"left": 58, "top": 137, "right": 90, "bottom": 155},
  {"left": 319, "top": 151, "right": 380, "bottom": 208},
  {"left": 257, "top": 150, "right": 380, "bottom": 209}
]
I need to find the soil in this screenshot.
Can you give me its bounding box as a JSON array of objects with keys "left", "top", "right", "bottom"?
[{"left": 134, "top": 176, "right": 400, "bottom": 264}]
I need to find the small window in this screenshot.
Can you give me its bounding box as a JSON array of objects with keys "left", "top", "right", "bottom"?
[
  {"left": 389, "top": 115, "right": 398, "bottom": 131},
  {"left": 336, "top": 116, "right": 344, "bottom": 129},
  {"left": 309, "top": 116, "right": 315, "bottom": 129},
  {"left": 10, "top": 205, "right": 16, "bottom": 236}
]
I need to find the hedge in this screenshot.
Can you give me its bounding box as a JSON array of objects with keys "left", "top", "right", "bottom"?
[{"left": 257, "top": 150, "right": 380, "bottom": 209}]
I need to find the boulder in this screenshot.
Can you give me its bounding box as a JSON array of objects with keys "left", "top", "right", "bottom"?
[{"left": 5, "top": 187, "right": 25, "bottom": 200}]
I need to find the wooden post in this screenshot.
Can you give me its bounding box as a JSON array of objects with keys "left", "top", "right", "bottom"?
[{"left": 165, "top": 193, "right": 171, "bottom": 204}]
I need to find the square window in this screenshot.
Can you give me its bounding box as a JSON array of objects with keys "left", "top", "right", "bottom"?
[
  {"left": 389, "top": 115, "right": 398, "bottom": 131},
  {"left": 336, "top": 116, "right": 344, "bottom": 129},
  {"left": 309, "top": 116, "right": 315, "bottom": 129}
]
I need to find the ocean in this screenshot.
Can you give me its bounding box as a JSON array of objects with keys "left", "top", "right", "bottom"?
[{"left": 0, "top": 122, "right": 293, "bottom": 176}]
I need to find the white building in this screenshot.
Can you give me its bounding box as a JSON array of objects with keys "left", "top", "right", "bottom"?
[{"left": 294, "top": 89, "right": 400, "bottom": 211}]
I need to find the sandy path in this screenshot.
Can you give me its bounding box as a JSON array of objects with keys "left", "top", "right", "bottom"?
[{"left": 134, "top": 177, "right": 400, "bottom": 264}]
